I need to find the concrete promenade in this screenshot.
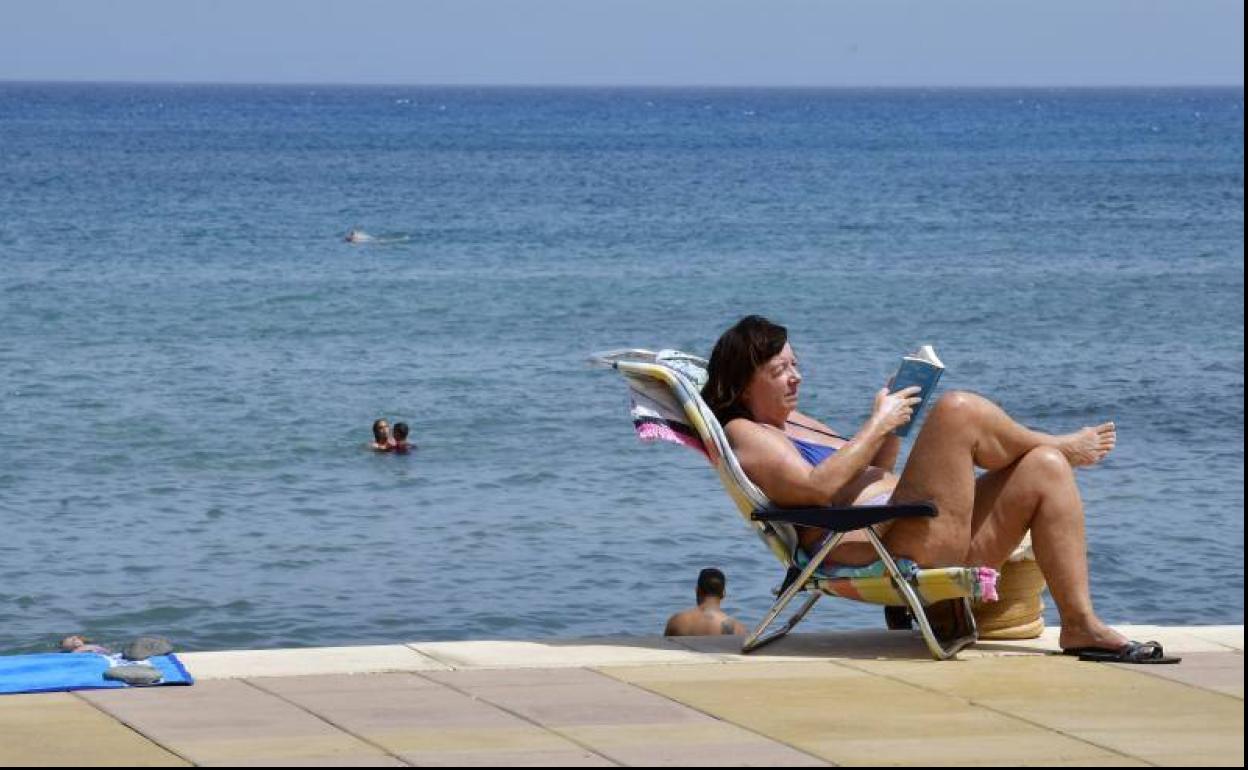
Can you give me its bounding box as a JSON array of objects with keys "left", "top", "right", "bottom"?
[{"left": 1, "top": 625, "right": 1242, "bottom": 766}]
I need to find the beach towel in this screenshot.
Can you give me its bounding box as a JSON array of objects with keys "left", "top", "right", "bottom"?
[
  {"left": 624, "top": 349, "right": 713, "bottom": 457},
  {"left": 0, "top": 652, "right": 194, "bottom": 695}
]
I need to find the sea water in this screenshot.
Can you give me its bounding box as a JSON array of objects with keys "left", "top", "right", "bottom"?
[{"left": 0, "top": 85, "right": 1242, "bottom": 653}]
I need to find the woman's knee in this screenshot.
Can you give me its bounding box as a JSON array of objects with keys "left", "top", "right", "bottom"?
[
  {"left": 929, "top": 390, "right": 987, "bottom": 424},
  {"left": 1020, "top": 445, "right": 1074, "bottom": 484}
]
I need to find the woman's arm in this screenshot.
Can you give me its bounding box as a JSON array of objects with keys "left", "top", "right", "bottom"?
[
  {"left": 728, "top": 387, "right": 919, "bottom": 507},
  {"left": 870, "top": 434, "right": 902, "bottom": 472}
]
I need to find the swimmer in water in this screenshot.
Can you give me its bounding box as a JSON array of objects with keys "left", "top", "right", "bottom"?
[
  {"left": 345, "top": 228, "right": 374, "bottom": 244},
  {"left": 60, "top": 634, "right": 111, "bottom": 654},
  {"left": 663, "top": 568, "right": 748, "bottom": 637},
  {"left": 371, "top": 419, "right": 394, "bottom": 452},
  {"left": 392, "top": 422, "right": 413, "bottom": 453}
]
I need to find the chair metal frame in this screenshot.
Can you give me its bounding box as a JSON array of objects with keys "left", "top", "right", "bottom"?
[
  {"left": 593, "top": 349, "right": 978, "bottom": 660},
  {"left": 748, "top": 506, "right": 977, "bottom": 659}
]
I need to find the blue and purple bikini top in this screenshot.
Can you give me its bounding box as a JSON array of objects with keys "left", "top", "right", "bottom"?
[
  {"left": 786, "top": 419, "right": 850, "bottom": 466},
  {"left": 789, "top": 436, "right": 838, "bottom": 466}
]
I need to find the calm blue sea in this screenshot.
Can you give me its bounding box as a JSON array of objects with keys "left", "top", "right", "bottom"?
[{"left": 0, "top": 84, "right": 1243, "bottom": 654}]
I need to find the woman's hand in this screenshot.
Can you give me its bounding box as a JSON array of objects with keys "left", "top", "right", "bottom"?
[{"left": 871, "top": 386, "right": 922, "bottom": 434}]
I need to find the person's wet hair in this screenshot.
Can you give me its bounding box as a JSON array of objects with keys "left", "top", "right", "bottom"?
[
  {"left": 393, "top": 422, "right": 409, "bottom": 441},
  {"left": 696, "top": 567, "right": 727, "bottom": 599},
  {"left": 702, "top": 315, "right": 789, "bottom": 424},
  {"left": 60, "top": 634, "right": 88, "bottom": 651},
  {"left": 372, "top": 419, "right": 389, "bottom": 443}
]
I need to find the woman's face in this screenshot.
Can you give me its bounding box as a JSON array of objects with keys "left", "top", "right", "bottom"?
[{"left": 742, "top": 342, "right": 802, "bottom": 423}]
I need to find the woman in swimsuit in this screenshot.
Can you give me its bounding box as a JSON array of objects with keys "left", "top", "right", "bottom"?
[
  {"left": 371, "top": 419, "right": 394, "bottom": 452},
  {"left": 702, "top": 315, "right": 1146, "bottom": 659}
]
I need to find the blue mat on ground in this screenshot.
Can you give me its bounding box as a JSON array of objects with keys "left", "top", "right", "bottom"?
[{"left": 0, "top": 652, "right": 194, "bottom": 695}]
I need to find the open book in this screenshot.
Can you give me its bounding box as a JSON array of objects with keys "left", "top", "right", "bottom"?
[{"left": 889, "top": 345, "right": 944, "bottom": 437}]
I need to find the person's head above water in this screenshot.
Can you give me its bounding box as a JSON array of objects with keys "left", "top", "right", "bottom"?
[
  {"left": 392, "top": 422, "right": 410, "bottom": 449},
  {"left": 695, "top": 567, "right": 727, "bottom": 603},
  {"left": 59, "top": 634, "right": 110, "bottom": 654},
  {"left": 60, "top": 634, "right": 88, "bottom": 652},
  {"left": 702, "top": 315, "right": 794, "bottom": 426},
  {"left": 372, "top": 418, "right": 391, "bottom": 446}
]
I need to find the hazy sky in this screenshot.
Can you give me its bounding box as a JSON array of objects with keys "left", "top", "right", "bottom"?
[{"left": 1, "top": 0, "right": 1242, "bottom": 86}]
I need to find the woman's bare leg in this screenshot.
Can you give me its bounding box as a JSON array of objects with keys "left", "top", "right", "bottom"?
[
  {"left": 885, "top": 390, "right": 1058, "bottom": 565},
  {"left": 968, "top": 448, "right": 1128, "bottom": 650},
  {"left": 884, "top": 390, "right": 1114, "bottom": 565}
]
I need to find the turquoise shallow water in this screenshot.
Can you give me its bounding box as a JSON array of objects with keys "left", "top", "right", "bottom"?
[{"left": 0, "top": 85, "right": 1243, "bottom": 653}]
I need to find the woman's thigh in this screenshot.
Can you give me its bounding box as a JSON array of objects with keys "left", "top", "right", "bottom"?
[{"left": 965, "top": 457, "right": 1045, "bottom": 568}]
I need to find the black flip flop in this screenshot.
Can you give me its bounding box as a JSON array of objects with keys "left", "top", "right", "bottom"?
[{"left": 1063, "top": 640, "right": 1182, "bottom": 664}]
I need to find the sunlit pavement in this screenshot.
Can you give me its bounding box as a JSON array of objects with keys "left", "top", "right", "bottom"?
[{"left": 1, "top": 625, "right": 1241, "bottom": 766}]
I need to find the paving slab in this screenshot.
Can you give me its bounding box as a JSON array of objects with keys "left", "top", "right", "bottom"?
[
  {"left": 0, "top": 691, "right": 188, "bottom": 767},
  {"left": 3, "top": 626, "right": 1240, "bottom": 767},
  {"left": 411, "top": 637, "right": 709, "bottom": 669},
  {"left": 179, "top": 645, "right": 448, "bottom": 680},
  {"left": 969, "top": 624, "right": 1245, "bottom": 656},
  {"left": 250, "top": 672, "right": 613, "bottom": 766},
  {"left": 1093, "top": 625, "right": 1244, "bottom": 654},
  {"left": 837, "top": 654, "right": 1245, "bottom": 766},
  {"left": 668, "top": 624, "right": 1243, "bottom": 664},
  {"left": 557, "top": 723, "right": 830, "bottom": 767},
  {"left": 196, "top": 757, "right": 404, "bottom": 768},
  {"left": 430, "top": 667, "right": 717, "bottom": 727},
  {"left": 388, "top": 746, "right": 615, "bottom": 767},
  {"left": 428, "top": 666, "right": 826, "bottom": 766},
  {"left": 1117, "top": 651, "right": 1244, "bottom": 699},
  {"left": 668, "top": 629, "right": 1064, "bottom": 663},
  {"left": 79, "top": 679, "right": 403, "bottom": 766},
  {"left": 670, "top": 630, "right": 949, "bottom": 662},
  {"left": 1188, "top": 625, "right": 1245, "bottom": 651},
  {"left": 421, "top": 666, "right": 636, "bottom": 689},
  {"left": 603, "top": 661, "right": 1142, "bottom": 766}
]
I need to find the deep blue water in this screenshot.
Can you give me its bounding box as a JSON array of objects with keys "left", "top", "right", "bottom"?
[{"left": 0, "top": 84, "right": 1242, "bottom": 654}]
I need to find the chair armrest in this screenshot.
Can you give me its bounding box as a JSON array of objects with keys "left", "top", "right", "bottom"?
[{"left": 752, "top": 503, "right": 937, "bottom": 532}]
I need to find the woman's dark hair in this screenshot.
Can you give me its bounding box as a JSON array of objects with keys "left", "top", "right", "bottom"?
[
  {"left": 702, "top": 315, "right": 788, "bottom": 424},
  {"left": 372, "top": 419, "right": 389, "bottom": 443}
]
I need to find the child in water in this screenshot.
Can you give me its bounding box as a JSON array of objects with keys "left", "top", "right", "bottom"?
[{"left": 392, "top": 422, "right": 413, "bottom": 453}]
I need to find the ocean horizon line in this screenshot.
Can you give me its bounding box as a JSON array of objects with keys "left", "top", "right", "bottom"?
[{"left": 1, "top": 78, "right": 1243, "bottom": 91}]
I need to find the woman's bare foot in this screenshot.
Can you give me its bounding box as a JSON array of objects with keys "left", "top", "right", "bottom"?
[
  {"left": 1059, "top": 618, "right": 1130, "bottom": 652},
  {"left": 1055, "top": 422, "right": 1116, "bottom": 467}
]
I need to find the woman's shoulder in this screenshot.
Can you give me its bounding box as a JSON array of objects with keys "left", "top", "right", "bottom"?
[
  {"left": 723, "top": 417, "right": 808, "bottom": 476},
  {"left": 723, "top": 416, "right": 788, "bottom": 447},
  {"left": 722, "top": 415, "right": 759, "bottom": 435}
]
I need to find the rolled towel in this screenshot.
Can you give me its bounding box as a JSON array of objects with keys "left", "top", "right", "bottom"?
[{"left": 103, "top": 664, "right": 163, "bottom": 686}]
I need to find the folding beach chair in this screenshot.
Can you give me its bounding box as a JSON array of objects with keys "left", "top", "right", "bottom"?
[{"left": 591, "top": 349, "right": 999, "bottom": 660}]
